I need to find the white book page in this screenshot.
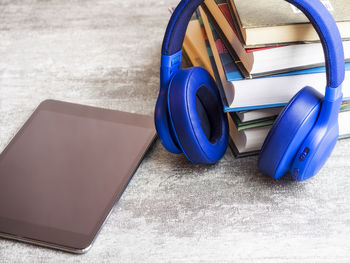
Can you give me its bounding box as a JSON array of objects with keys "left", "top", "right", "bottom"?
[{"left": 251, "top": 41, "right": 350, "bottom": 75}]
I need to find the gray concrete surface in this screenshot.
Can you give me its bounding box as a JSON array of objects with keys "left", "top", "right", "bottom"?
[{"left": 1, "top": 0, "right": 350, "bottom": 262}]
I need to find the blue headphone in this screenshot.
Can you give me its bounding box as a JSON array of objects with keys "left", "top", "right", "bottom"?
[{"left": 154, "top": 0, "right": 345, "bottom": 181}]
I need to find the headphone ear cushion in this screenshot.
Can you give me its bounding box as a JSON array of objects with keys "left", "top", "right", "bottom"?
[
  {"left": 167, "top": 67, "right": 228, "bottom": 164},
  {"left": 258, "top": 86, "right": 323, "bottom": 179}
]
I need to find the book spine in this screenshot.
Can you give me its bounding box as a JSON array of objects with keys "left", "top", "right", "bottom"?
[
  {"left": 202, "top": 0, "right": 253, "bottom": 76},
  {"left": 199, "top": 6, "right": 233, "bottom": 109},
  {"left": 227, "top": 0, "right": 246, "bottom": 45}
]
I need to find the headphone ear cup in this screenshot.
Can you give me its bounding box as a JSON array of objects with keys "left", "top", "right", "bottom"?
[
  {"left": 167, "top": 67, "right": 228, "bottom": 164},
  {"left": 258, "top": 86, "right": 323, "bottom": 179},
  {"left": 290, "top": 115, "right": 339, "bottom": 181},
  {"left": 154, "top": 80, "right": 182, "bottom": 154}
]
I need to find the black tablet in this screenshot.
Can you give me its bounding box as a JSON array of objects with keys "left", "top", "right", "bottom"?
[{"left": 0, "top": 100, "right": 156, "bottom": 253}]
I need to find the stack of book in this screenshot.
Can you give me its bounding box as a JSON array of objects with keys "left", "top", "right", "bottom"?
[{"left": 179, "top": 0, "right": 350, "bottom": 157}]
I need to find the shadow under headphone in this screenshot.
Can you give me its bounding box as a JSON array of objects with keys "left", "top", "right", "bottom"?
[{"left": 155, "top": 0, "right": 345, "bottom": 181}]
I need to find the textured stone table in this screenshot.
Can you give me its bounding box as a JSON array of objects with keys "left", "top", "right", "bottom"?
[{"left": 1, "top": 0, "right": 350, "bottom": 262}]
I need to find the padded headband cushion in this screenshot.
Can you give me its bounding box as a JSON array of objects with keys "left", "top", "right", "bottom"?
[
  {"left": 161, "top": 0, "right": 203, "bottom": 56},
  {"left": 162, "top": 0, "right": 344, "bottom": 89}
]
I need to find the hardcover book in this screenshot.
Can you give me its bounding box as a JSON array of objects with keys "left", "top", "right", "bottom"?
[
  {"left": 229, "top": 104, "right": 350, "bottom": 158},
  {"left": 228, "top": 0, "right": 350, "bottom": 47},
  {"left": 182, "top": 11, "right": 215, "bottom": 78}
]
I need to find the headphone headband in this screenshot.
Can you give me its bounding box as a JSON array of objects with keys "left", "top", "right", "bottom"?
[
  {"left": 161, "top": 0, "right": 345, "bottom": 90},
  {"left": 162, "top": 0, "right": 203, "bottom": 56}
]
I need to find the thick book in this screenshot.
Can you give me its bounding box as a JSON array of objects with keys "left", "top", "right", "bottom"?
[
  {"left": 235, "top": 108, "right": 282, "bottom": 123},
  {"left": 229, "top": 107, "right": 350, "bottom": 158},
  {"left": 210, "top": 2, "right": 350, "bottom": 78},
  {"left": 232, "top": 101, "right": 350, "bottom": 131},
  {"left": 228, "top": 118, "right": 269, "bottom": 158},
  {"left": 199, "top": 7, "right": 350, "bottom": 111},
  {"left": 230, "top": 112, "right": 276, "bottom": 131},
  {"left": 182, "top": 10, "right": 215, "bottom": 78},
  {"left": 228, "top": 0, "right": 350, "bottom": 47}
]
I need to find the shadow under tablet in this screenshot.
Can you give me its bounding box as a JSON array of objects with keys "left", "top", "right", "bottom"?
[{"left": 0, "top": 100, "right": 156, "bottom": 253}]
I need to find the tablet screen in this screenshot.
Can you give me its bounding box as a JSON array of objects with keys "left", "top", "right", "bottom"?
[{"left": 0, "top": 100, "right": 156, "bottom": 252}]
